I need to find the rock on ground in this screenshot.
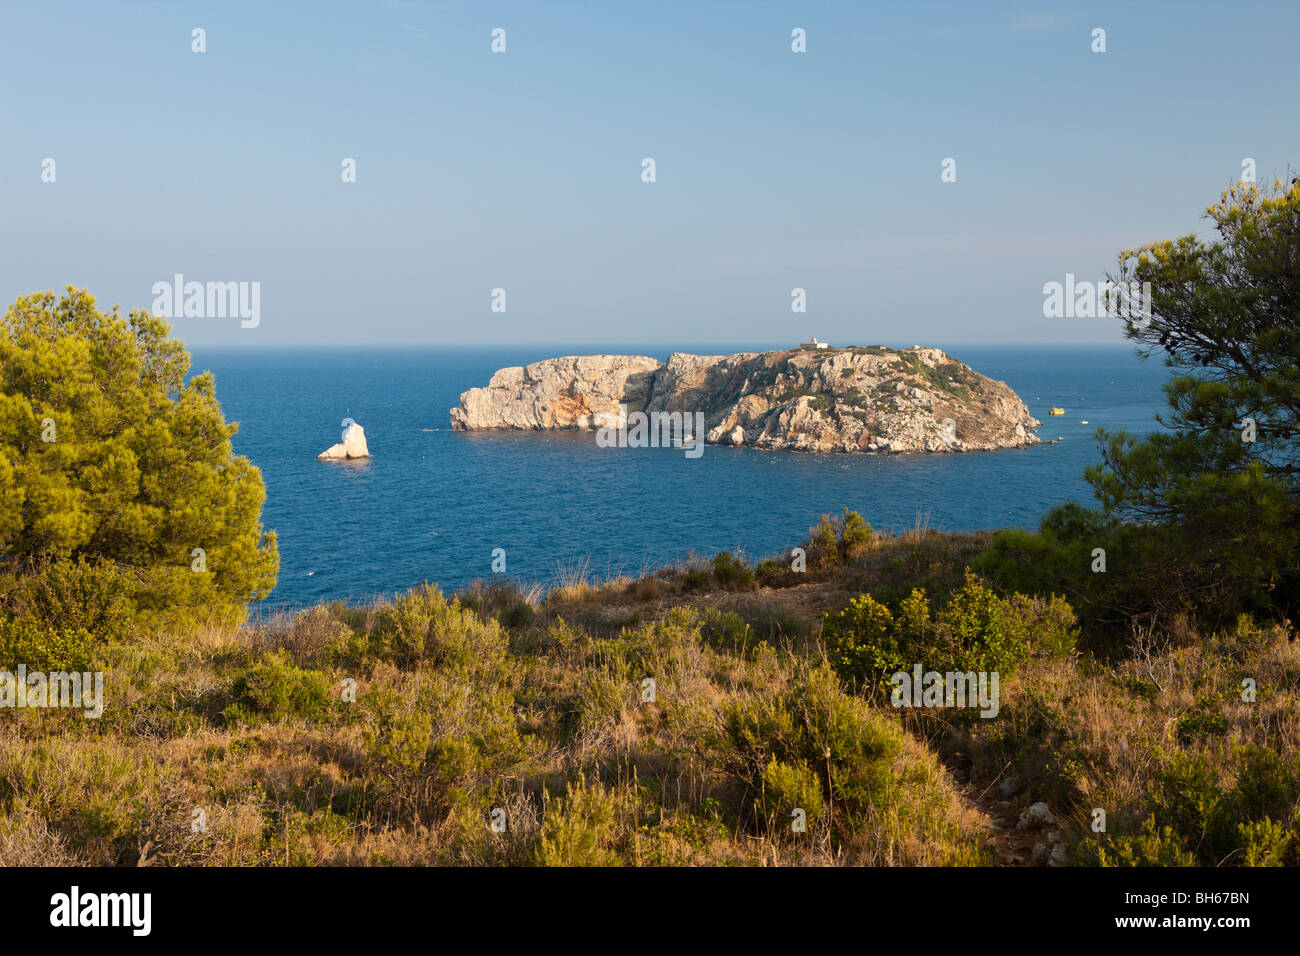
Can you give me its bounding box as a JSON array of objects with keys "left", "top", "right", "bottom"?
[{"left": 1017, "top": 802, "right": 1057, "bottom": 830}]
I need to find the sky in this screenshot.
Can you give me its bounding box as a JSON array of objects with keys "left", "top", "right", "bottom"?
[{"left": 2, "top": 0, "right": 1297, "bottom": 348}]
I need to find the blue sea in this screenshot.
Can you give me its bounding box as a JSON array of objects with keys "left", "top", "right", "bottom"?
[{"left": 188, "top": 345, "right": 1171, "bottom": 611}]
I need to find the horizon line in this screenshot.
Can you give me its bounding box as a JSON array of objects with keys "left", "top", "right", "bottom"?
[{"left": 182, "top": 340, "right": 1142, "bottom": 350}]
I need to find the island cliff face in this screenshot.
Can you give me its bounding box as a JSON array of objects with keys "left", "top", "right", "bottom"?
[{"left": 449, "top": 346, "right": 1041, "bottom": 454}]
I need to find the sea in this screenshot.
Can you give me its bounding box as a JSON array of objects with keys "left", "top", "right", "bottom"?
[{"left": 186, "top": 344, "right": 1171, "bottom": 612}]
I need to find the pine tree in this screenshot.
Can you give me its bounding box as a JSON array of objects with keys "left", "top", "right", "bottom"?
[{"left": 0, "top": 287, "right": 278, "bottom": 626}]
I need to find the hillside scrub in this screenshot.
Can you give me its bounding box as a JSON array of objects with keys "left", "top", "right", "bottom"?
[
  {"left": 1, "top": 521, "right": 1296, "bottom": 867},
  {"left": 0, "top": 577, "right": 994, "bottom": 866}
]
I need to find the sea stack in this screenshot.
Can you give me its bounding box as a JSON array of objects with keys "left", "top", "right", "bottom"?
[{"left": 317, "top": 419, "right": 370, "bottom": 460}]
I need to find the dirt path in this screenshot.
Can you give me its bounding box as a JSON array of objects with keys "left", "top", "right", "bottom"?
[{"left": 952, "top": 770, "right": 1041, "bottom": 866}]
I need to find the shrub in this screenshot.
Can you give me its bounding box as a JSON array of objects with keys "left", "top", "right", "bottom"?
[
  {"left": 754, "top": 559, "right": 784, "bottom": 587},
  {"left": 700, "top": 608, "right": 750, "bottom": 654},
  {"left": 822, "top": 593, "right": 904, "bottom": 690},
  {"left": 742, "top": 604, "right": 810, "bottom": 645},
  {"left": 940, "top": 571, "right": 1030, "bottom": 674},
  {"left": 711, "top": 552, "right": 755, "bottom": 589},
  {"left": 497, "top": 600, "right": 535, "bottom": 630},
  {"left": 761, "top": 757, "right": 824, "bottom": 827},
  {"left": 630, "top": 577, "right": 661, "bottom": 601},
  {"left": 807, "top": 515, "right": 840, "bottom": 568},
  {"left": 8, "top": 557, "right": 134, "bottom": 643},
  {"left": 788, "top": 664, "right": 901, "bottom": 809},
  {"left": 822, "top": 573, "right": 1071, "bottom": 692},
  {"left": 1176, "top": 710, "right": 1229, "bottom": 743},
  {"left": 1096, "top": 816, "right": 1197, "bottom": 867},
  {"left": 805, "top": 509, "right": 873, "bottom": 568},
  {"left": 718, "top": 663, "right": 901, "bottom": 830},
  {"left": 227, "top": 652, "right": 332, "bottom": 724},
  {"left": 681, "top": 569, "right": 709, "bottom": 592},
  {"left": 362, "top": 686, "right": 432, "bottom": 775},
  {"left": 0, "top": 619, "right": 95, "bottom": 672},
  {"left": 1239, "top": 812, "right": 1300, "bottom": 866},
  {"left": 1112, "top": 746, "right": 1300, "bottom": 866},
  {"left": 357, "top": 584, "right": 510, "bottom": 676},
  {"left": 975, "top": 501, "right": 1269, "bottom": 651},
  {"left": 533, "top": 775, "right": 621, "bottom": 867},
  {"left": 838, "top": 510, "right": 872, "bottom": 559},
  {"left": 999, "top": 592, "right": 1078, "bottom": 662},
  {"left": 275, "top": 604, "right": 353, "bottom": 666}
]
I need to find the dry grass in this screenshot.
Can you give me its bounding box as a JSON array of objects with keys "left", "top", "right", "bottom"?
[
  {"left": 4, "top": 522, "right": 1296, "bottom": 867},
  {"left": 0, "top": 578, "right": 991, "bottom": 866}
]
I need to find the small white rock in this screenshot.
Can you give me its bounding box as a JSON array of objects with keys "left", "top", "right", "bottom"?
[
  {"left": 317, "top": 421, "right": 370, "bottom": 460},
  {"left": 1017, "top": 801, "right": 1056, "bottom": 830}
]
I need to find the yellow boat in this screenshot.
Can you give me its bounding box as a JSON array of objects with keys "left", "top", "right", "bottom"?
[{"left": 1048, "top": 407, "right": 1065, "bottom": 415}]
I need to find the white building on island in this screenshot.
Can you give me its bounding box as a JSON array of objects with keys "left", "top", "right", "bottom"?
[{"left": 801, "top": 336, "right": 831, "bottom": 349}]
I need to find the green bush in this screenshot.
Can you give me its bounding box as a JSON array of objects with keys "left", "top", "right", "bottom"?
[
  {"left": 0, "top": 618, "right": 95, "bottom": 672},
  {"left": 8, "top": 557, "right": 134, "bottom": 643},
  {"left": 227, "top": 652, "right": 332, "bottom": 724},
  {"left": 681, "top": 569, "right": 709, "bottom": 592},
  {"left": 838, "top": 510, "right": 872, "bottom": 558},
  {"left": 822, "top": 593, "right": 905, "bottom": 689},
  {"left": 352, "top": 584, "right": 510, "bottom": 676},
  {"left": 999, "top": 592, "right": 1078, "bottom": 662},
  {"left": 533, "top": 774, "right": 621, "bottom": 867},
  {"left": 718, "top": 663, "right": 902, "bottom": 832},
  {"left": 497, "top": 600, "right": 536, "bottom": 630},
  {"left": 711, "top": 552, "right": 755, "bottom": 589},
  {"left": 762, "top": 756, "right": 824, "bottom": 827},
  {"left": 805, "top": 508, "right": 874, "bottom": 568},
  {"left": 700, "top": 608, "right": 750, "bottom": 654},
  {"left": 1176, "top": 710, "right": 1229, "bottom": 743},
  {"left": 975, "top": 499, "right": 1275, "bottom": 650},
  {"left": 754, "top": 558, "right": 785, "bottom": 587},
  {"left": 822, "top": 572, "right": 1075, "bottom": 691},
  {"left": 742, "top": 604, "right": 811, "bottom": 645},
  {"left": 807, "top": 515, "right": 840, "bottom": 568},
  {"left": 1096, "top": 746, "right": 1300, "bottom": 866},
  {"left": 940, "top": 571, "right": 1031, "bottom": 674},
  {"left": 362, "top": 686, "right": 432, "bottom": 775},
  {"left": 1095, "top": 816, "right": 1197, "bottom": 867}
]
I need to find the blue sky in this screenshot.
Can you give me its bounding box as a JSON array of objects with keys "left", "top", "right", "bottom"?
[{"left": 2, "top": 0, "right": 1297, "bottom": 347}]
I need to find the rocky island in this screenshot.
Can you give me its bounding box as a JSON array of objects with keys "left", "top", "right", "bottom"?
[{"left": 449, "top": 345, "right": 1041, "bottom": 454}]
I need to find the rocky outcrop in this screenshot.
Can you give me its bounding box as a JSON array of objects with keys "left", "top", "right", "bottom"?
[
  {"left": 449, "top": 345, "right": 1041, "bottom": 454},
  {"left": 450, "top": 355, "right": 660, "bottom": 432},
  {"left": 317, "top": 421, "right": 370, "bottom": 460}
]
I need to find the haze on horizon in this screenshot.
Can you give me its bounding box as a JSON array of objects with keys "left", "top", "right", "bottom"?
[{"left": 2, "top": 0, "right": 1297, "bottom": 348}]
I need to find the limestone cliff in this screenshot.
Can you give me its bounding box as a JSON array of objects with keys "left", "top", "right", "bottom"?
[{"left": 449, "top": 346, "right": 1041, "bottom": 454}]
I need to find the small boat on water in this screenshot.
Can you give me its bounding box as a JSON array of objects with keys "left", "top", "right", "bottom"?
[{"left": 1048, "top": 407, "right": 1065, "bottom": 415}]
